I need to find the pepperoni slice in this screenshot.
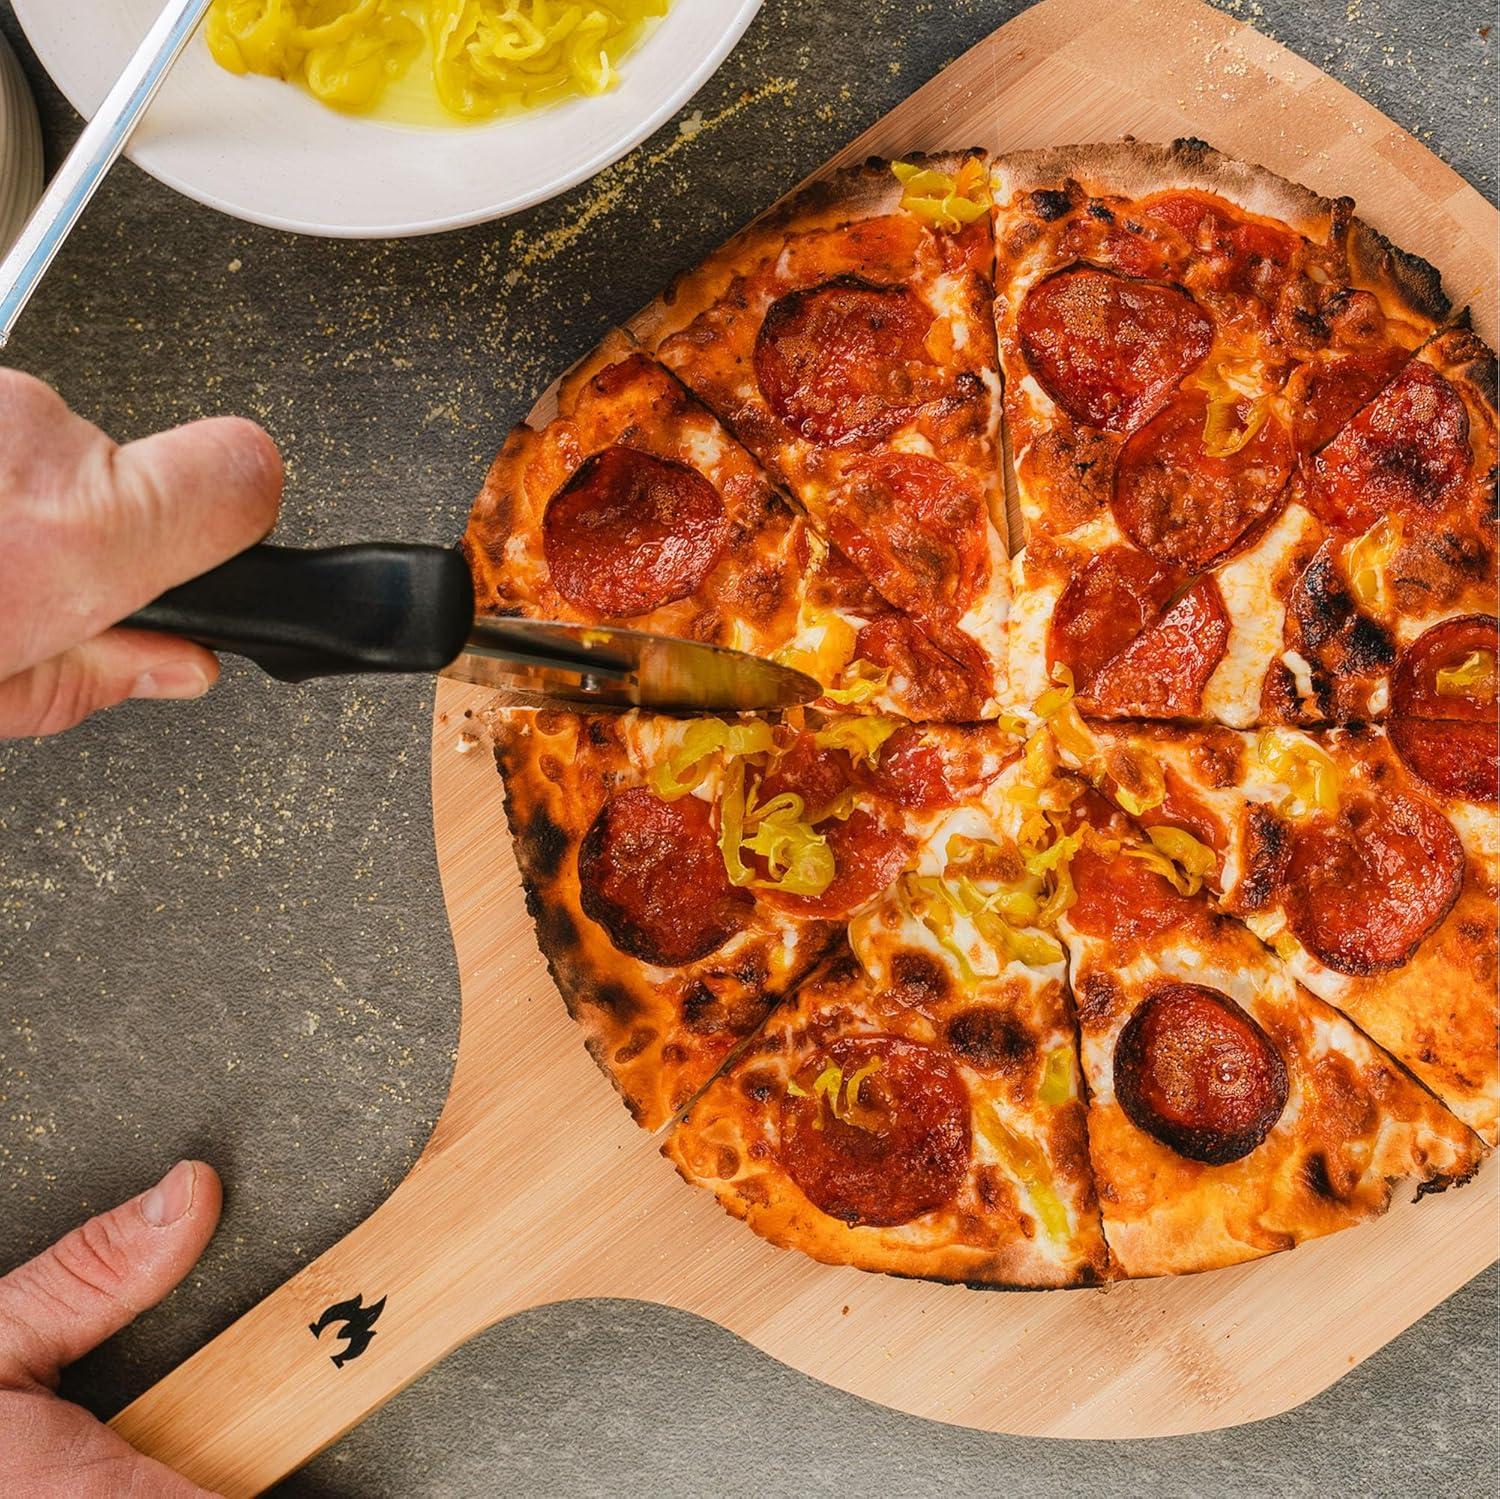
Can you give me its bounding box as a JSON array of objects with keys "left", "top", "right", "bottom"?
[
  {"left": 1088, "top": 579, "right": 1230, "bottom": 716},
  {"left": 1287, "top": 346, "right": 1409, "bottom": 455},
  {"left": 1388, "top": 722, "right": 1499, "bottom": 806},
  {"left": 1112, "top": 389, "right": 1295, "bottom": 569},
  {"left": 1050, "top": 547, "right": 1228, "bottom": 713},
  {"left": 1389, "top": 616, "right": 1500, "bottom": 803},
  {"left": 753, "top": 277, "right": 946, "bottom": 448},
  {"left": 1391, "top": 615, "right": 1499, "bottom": 725},
  {"left": 778, "top": 1035, "right": 971, "bottom": 1227},
  {"left": 542, "top": 445, "right": 729, "bottom": 617},
  {"left": 864, "top": 725, "right": 998, "bottom": 811},
  {"left": 1018, "top": 266, "right": 1213, "bottom": 433},
  {"left": 1049, "top": 546, "right": 1180, "bottom": 692},
  {"left": 1141, "top": 194, "right": 1301, "bottom": 302},
  {"left": 578, "top": 788, "right": 752, "bottom": 966},
  {"left": 854, "top": 613, "right": 988, "bottom": 720},
  {"left": 826, "top": 453, "right": 989, "bottom": 668},
  {"left": 759, "top": 733, "right": 856, "bottom": 818},
  {"left": 1309, "top": 362, "right": 1472, "bottom": 533},
  {"left": 1066, "top": 835, "right": 1201, "bottom": 954},
  {"left": 761, "top": 807, "right": 913, "bottom": 920},
  {"left": 1286, "top": 791, "right": 1465, "bottom": 975},
  {"left": 1113, "top": 984, "right": 1288, "bottom": 1165}
]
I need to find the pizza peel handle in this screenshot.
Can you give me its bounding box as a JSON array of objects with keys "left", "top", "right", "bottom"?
[{"left": 105, "top": 1130, "right": 553, "bottom": 1497}]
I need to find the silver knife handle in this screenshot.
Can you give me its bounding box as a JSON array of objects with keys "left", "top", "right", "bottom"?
[{"left": 0, "top": 0, "right": 215, "bottom": 347}]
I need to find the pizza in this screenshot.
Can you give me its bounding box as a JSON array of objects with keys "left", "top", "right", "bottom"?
[
  {"left": 1057, "top": 716, "right": 1500, "bottom": 1143},
  {"left": 634, "top": 153, "right": 1011, "bottom": 714},
  {"left": 464, "top": 329, "right": 995, "bottom": 719},
  {"left": 1051, "top": 783, "right": 1484, "bottom": 1277},
  {"left": 994, "top": 140, "right": 1495, "bottom": 731},
  {"left": 667, "top": 940, "right": 1109, "bottom": 1286},
  {"left": 466, "top": 139, "right": 1496, "bottom": 1284}
]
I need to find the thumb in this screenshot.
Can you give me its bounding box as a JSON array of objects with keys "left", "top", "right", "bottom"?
[{"left": 0, "top": 1161, "right": 223, "bottom": 1390}]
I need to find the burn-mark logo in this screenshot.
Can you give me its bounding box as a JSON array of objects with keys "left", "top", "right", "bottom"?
[{"left": 309, "top": 1293, "right": 387, "bottom": 1368}]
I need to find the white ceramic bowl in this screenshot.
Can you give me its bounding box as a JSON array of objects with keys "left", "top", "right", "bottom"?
[
  {"left": 11, "top": 1, "right": 762, "bottom": 238},
  {"left": 0, "top": 33, "right": 43, "bottom": 255}
]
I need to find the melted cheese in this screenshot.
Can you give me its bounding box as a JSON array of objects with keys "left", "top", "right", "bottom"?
[{"left": 1202, "top": 503, "right": 1320, "bottom": 727}]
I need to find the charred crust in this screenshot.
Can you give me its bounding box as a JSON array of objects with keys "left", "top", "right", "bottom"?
[
  {"left": 1087, "top": 200, "right": 1114, "bottom": 222},
  {"left": 524, "top": 807, "right": 571, "bottom": 881},
  {"left": 1346, "top": 218, "right": 1451, "bottom": 326},
  {"left": 536, "top": 901, "right": 582, "bottom": 966},
  {"left": 1030, "top": 187, "right": 1074, "bottom": 221}
]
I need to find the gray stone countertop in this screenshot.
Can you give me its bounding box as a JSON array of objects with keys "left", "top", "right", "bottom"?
[{"left": 0, "top": 1, "right": 1494, "bottom": 1493}]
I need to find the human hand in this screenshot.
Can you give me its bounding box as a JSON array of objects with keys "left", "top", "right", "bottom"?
[
  {"left": 0, "top": 1160, "right": 225, "bottom": 1498},
  {"left": 0, "top": 369, "right": 283, "bottom": 738}
]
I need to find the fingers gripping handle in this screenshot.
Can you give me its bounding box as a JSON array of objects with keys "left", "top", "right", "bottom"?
[
  {"left": 108, "top": 1155, "right": 492, "bottom": 1497},
  {"left": 125, "top": 543, "right": 475, "bottom": 682}
]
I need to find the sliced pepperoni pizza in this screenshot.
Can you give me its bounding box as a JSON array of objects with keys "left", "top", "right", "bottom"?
[
  {"left": 635, "top": 154, "right": 1011, "bottom": 712},
  {"left": 489, "top": 708, "right": 1026, "bottom": 1128},
  {"left": 463, "top": 333, "right": 990, "bottom": 720},
  {"left": 1063, "top": 717, "right": 1499, "bottom": 1143},
  {"left": 665, "top": 939, "right": 1109, "bottom": 1287},
  {"left": 992, "top": 139, "right": 1489, "bottom": 730},
  {"left": 1267, "top": 324, "right": 1498, "bottom": 724},
  {"left": 465, "top": 335, "right": 807, "bottom": 656},
  {"left": 1054, "top": 788, "right": 1486, "bottom": 1277}
]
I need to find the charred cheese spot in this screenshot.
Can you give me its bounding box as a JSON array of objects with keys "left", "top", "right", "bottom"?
[
  {"left": 1030, "top": 187, "right": 1074, "bottom": 221},
  {"left": 613, "top": 1025, "right": 654, "bottom": 1063},
  {"left": 888, "top": 949, "right": 954, "bottom": 1009},
  {"left": 1190, "top": 729, "right": 1245, "bottom": 789},
  {"left": 1076, "top": 972, "right": 1125, "bottom": 1027},
  {"left": 1239, "top": 806, "right": 1291, "bottom": 913},
  {"left": 945, "top": 1004, "right": 1035, "bottom": 1074}
]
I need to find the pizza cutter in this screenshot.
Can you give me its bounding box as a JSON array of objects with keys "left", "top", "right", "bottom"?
[{"left": 125, "top": 541, "right": 821, "bottom": 714}]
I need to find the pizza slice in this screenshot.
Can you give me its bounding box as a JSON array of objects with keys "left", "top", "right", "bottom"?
[
  {"left": 992, "top": 137, "right": 1450, "bottom": 546},
  {"left": 1053, "top": 786, "right": 1486, "bottom": 1278},
  {"left": 1266, "top": 323, "right": 1498, "bottom": 724},
  {"left": 992, "top": 139, "right": 1484, "bottom": 730},
  {"left": 462, "top": 333, "right": 987, "bottom": 720},
  {"left": 634, "top": 154, "right": 1010, "bottom": 711},
  {"left": 488, "top": 709, "right": 1025, "bottom": 1129},
  {"left": 1060, "top": 715, "right": 1499, "bottom": 1143},
  {"left": 665, "top": 935, "right": 1109, "bottom": 1287}
]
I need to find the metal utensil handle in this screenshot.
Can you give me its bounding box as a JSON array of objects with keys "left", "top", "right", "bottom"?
[{"left": 0, "top": 0, "right": 214, "bottom": 347}]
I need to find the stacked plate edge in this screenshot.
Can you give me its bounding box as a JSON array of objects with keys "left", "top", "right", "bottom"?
[{"left": 0, "top": 32, "right": 43, "bottom": 257}]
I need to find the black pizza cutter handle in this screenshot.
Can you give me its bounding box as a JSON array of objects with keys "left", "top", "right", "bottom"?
[{"left": 123, "top": 543, "right": 475, "bottom": 684}]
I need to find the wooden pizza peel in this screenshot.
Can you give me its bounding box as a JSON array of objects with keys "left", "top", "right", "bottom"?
[{"left": 107, "top": 0, "right": 1499, "bottom": 1490}]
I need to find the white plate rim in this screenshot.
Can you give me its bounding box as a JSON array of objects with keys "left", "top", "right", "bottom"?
[{"left": 11, "top": 1, "right": 764, "bottom": 239}]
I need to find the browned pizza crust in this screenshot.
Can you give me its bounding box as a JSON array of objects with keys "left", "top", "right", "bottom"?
[
  {"left": 629, "top": 152, "right": 986, "bottom": 348},
  {"left": 666, "top": 942, "right": 1111, "bottom": 1287},
  {"left": 488, "top": 707, "right": 838, "bottom": 1130},
  {"left": 994, "top": 137, "right": 1452, "bottom": 328}
]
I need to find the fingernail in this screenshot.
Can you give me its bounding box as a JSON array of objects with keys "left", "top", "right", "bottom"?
[
  {"left": 141, "top": 1161, "right": 197, "bottom": 1227},
  {"left": 131, "top": 663, "right": 213, "bottom": 701}
]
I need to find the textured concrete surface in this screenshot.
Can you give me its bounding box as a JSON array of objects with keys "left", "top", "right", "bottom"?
[{"left": 0, "top": 1, "right": 1495, "bottom": 1494}]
